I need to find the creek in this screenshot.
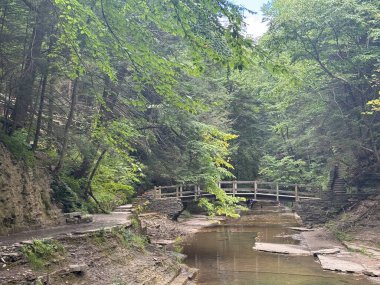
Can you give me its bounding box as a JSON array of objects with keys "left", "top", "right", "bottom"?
[{"left": 183, "top": 205, "right": 367, "bottom": 285}]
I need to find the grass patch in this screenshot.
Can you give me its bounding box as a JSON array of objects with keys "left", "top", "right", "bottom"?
[
  {"left": 21, "top": 239, "right": 66, "bottom": 270},
  {"left": 90, "top": 229, "right": 108, "bottom": 246},
  {"left": 347, "top": 246, "right": 374, "bottom": 257}
]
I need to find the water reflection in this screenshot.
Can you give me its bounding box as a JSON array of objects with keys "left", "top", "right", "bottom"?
[{"left": 183, "top": 208, "right": 365, "bottom": 285}]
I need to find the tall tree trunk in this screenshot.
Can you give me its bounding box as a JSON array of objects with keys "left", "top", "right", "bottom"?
[
  {"left": 26, "top": 76, "right": 43, "bottom": 142},
  {"left": 54, "top": 78, "right": 79, "bottom": 174},
  {"left": 46, "top": 81, "right": 54, "bottom": 149},
  {"left": 12, "top": 0, "right": 51, "bottom": 130},
  {"left": 32, "top": 72, "right": 48, "bottom": 151}
]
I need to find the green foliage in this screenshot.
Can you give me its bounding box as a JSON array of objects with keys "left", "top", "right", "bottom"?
[
  {"left": 130, "top": 217, "right": 140, "bottom": 230},
  {"left": 21, "top": 239, "right": 66, "bottom": 270},
  {"left": 1, "top": 0, "right": 378, "bottom": 219},
  {"left": 259, "top": 155, "right": 323, "bottom": 184},
  {"left": 258, "top": 0, "right": 380, "bottom": 186},
  {"left": 0, "top": 130, "right": 35, "bottom": 167},
  {"left": 198, "top": 184, "right": 244, "bottom": 218},
  {"left": 367, "top": 96, "right": 380, "bottom": 114},
  {"left": 91, "top": 155, "right": 141, "bottom": 211}
]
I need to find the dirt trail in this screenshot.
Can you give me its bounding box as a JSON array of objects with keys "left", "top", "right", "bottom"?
[{"left": 0, "top": 211, "right": 131, "bottom": 246}]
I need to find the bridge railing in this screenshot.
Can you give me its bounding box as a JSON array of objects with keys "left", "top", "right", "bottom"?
[{"left": 153, "top": 180, "right": 322, "bottom": 201}]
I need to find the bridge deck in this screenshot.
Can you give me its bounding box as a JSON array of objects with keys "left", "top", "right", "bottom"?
[{"left": 153, "top": 181, "right": 322, "bottom": 201}]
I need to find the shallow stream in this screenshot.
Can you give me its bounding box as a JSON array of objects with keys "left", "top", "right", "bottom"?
[{"left": 183, "top": 206, "right": 368, "bottom": 285}]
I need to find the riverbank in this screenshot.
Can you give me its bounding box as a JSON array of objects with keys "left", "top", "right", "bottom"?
[
  {"left": 0, "top": 212, "right": 222, "bottom": 285},
  {"left": 251, "top": 202, "right": 380, "bottom": 284},
  {"left": 301, "top": 228, "right": 380, "bottom": 283}
]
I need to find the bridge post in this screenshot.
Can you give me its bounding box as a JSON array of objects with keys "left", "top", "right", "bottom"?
[
  {"left": 254, "top": 181, "right": 257, "bottom": 200},
  {"left": 179, "top": 186, "right": 183, "bottom": 197},
  {"left": 154, "top": 186, "right": 157, "bottom": 198},
  {"left": 276, "top": 183, "right": 279, "bottom": 202},
  {"left": 194, "top": 185, "right": 198, "bottom": 200},
  {"left": 176, "top": 186, "right": 179, "bottom": 198},
  {"left": 233, "top": 181, "right": 237, "bottom": 197},
  {"left": 295, "top": 184, "right": 299, "bottom": 201},
  {"left": 158, "top": 186, "right": 162, "bottom": 199}
]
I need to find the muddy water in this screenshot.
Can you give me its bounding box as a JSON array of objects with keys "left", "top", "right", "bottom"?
[{"left": 183, "top": 207, "right": 367, "bottom": 285}]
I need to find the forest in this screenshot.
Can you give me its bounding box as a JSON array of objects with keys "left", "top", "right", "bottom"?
[{"left": 0, "top": 0, "right": 379, "bottom": 215}]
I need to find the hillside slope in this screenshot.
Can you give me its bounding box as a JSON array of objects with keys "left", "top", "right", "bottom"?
[{"left": 0, "top": 143, "right": 63, "bottom": 235}]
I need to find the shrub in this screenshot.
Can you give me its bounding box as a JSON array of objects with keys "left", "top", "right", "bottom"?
[
  {"left": 0, "top": 130, "right": 35, "bottom": 167},
  {"left": 114, "top": 228, "right": 148, "bottom": 250}
]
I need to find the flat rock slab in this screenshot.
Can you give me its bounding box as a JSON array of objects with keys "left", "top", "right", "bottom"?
[
  {"left": 318, "top": 255, "right": 365, "bottom": 273},
  {"left": 289, "top": 227, "right": 314, "bottom": 232},
  {"left": 253, "top": 242, "right": 311, "bottom": 256},
  {"left": 150, "top": 239, "right": 175, "bottom": 245}
]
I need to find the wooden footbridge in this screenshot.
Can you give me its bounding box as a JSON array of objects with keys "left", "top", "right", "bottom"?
[{"left": 153, "top": 181, "right": 322, "bottom": 202}]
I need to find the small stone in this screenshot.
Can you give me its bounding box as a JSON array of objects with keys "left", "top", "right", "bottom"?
[
  {"left": 312, "top": 248, "right": 341, "bottom": 256},
  {"left": 80, "top": 214, "right": 93, "bottom": 223},
  {"left": 68, "top": 263, "right": 88, "bottom": 273}
]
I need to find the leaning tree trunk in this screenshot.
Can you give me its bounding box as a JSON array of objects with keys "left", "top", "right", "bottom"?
[{"left": 84, "top": 148, "right": 108, "bottom": 213}]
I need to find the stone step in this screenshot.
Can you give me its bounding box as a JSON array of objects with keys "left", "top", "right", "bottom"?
[
  {"left": 112, "top": 210, "right": 132, "bottom": 214},
  {"left": 113, "top": 209, "right": 132, "bottom": 213},
  {"left": 113, "top": 204, "right": 133, "bottom": 212},
  {"left": 117, "top": 204, "right": 133, "bottom": 209}
]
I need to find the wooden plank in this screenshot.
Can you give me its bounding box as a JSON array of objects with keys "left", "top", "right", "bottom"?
[
  {"left": 234, "top": 188, "right": 254, "bottom": 192},
  {"left": 161, "top": 192, "right": 176, "bottom": 197}
]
